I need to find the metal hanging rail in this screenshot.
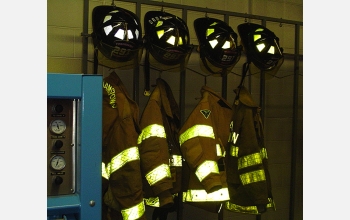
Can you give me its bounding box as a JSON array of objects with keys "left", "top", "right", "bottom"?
[{"left": 114, "top": 0, "right": 303, "bottom": 25}]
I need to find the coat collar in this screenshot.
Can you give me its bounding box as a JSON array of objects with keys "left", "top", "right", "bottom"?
[
  {"left": 107, "top": 71, "right": 130, "bottom": 96},
  {"left": 234, "top": 86, "right": 258, "bottom": 107},
  {"left": 201, "top": 85, "right": 231, "bottom": 109},
  {"left": 150, "top": 78, "right": 180, "bottom": 121}
]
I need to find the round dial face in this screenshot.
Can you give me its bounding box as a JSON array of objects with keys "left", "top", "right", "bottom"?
[
  {"left": 50, "top": 155, "right": 66, "bottom": 171},
  {"left": 50, "top": 119, "right": 67, "bottom": 134}
]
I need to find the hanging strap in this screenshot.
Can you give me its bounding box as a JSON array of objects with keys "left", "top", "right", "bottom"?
[
  {"left": 160, "top": 104, "right": 179, "bottom": 161},
  {"left": 235, "top": 61, "right": 250, "bottom": 103},
  {"left": 93, "top": 47, "right": 99, "bottom": 74},
  {"left": 144, "top": 48, "right": 151, "bottom": 96},
  {"left": 199, "top": 47, "right": 224, "bottom": 76}
]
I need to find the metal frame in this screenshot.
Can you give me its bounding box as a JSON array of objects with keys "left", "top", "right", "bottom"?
[
  {"left": 47, "top": 73, "right": 102, "bottom": 220},
  {"left": 81, "top": 1, "right": 303, "bottom": 220}
]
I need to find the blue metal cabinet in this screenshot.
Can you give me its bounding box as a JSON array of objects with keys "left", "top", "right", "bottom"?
[{"left": 47, "top": 73, "right": 102, "bottom": 220}]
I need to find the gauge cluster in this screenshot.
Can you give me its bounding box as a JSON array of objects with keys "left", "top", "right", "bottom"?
[{"left": 47, "top": 98, "right": 76, "bottom": 196}]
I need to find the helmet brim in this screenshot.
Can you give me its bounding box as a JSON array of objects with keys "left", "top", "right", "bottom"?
[
  {"left": 194, "top": 17, "right": 241, "bottom": 74},
  {"left": 250, "top": 56, "right": 284, "bottom": 79},
  {"left": 96, "top": 47, "right": 143, "bottom": 70}
]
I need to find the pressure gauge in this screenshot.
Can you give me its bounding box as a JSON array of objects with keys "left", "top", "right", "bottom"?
[
  {"left": 50, "top": 119, "right": 67, "bottom": 134},
  {"left": 50, "top": 155, "right": 66, "bottom": 171}
]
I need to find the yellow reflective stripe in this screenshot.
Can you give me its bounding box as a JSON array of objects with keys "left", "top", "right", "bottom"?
[
  {"left": 230, "top": 145, "right": 239, "bottom": 157},
  {"left": 206, "top": 28, "right": 215, "bottom": 37},
  {"left": 230, "top": 147, "right": 267, "bottom": 160},
  {"left": 155, "top": 21, "right": 163, "bottom": 27},
  {"left": 238, "top": 153, "right": 262, "bottom": 170},
  {"left": 144, "top": 197, "right": 160, "bottom": 207},
  {"left": 101, "top": 147, "right": 140, "bottom": 180},
  {"left": 182, "top": 188, "right": 230, "bottom": 202},
  {"left": 110, "top": 147, "right": 140, "bottom": 175},
  {"left": 224, "top": 197, "right": 275, "bottom": 214},
  {"left": 138, "top": 124, "right": 166, "bottom": 144},
  {"left": 195, "top": 160, "right": 219, "bottom": 182},
  {"left": 144, "top": 194, "right": 178, "bottom": 207},
  {"left": 157, "top": 30, "right": 164, "bottom": 39},
  {"left": 179, "top": 125, "right": 215, "bottom": 146},
  {"left": 266, "top": 197, "right": 276, "bottom": 210},
  {"left": 225, "top": 201, "right": 259, "bottom": 214},
  {"left": 260, "top": 148, "right": 268, "bottom": 159},
  {"left": 145, "top": 164, "right": 171, "bottom": 186},
  {"left": 216, "top": 144, "right": 223, "bottom": 156},
  {"left": 240, "top": 169, "right": 266, "bottom": 185},
  {"left": 121, "top": 200, "right": 145, "bottom": 220},
  {"left": 102, "top": 162, "right": 109, "bottom": 179},
  {"left": 169, "top": 155, "right": 182, "bottom": 167}
]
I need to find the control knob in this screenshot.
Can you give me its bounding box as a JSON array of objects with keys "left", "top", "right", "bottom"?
[
  {"left": 53, "top": 140, "right": 63, "bottom": 149},
  {"left": 53, "top": 176, "right": 63, "bottom": 185}
]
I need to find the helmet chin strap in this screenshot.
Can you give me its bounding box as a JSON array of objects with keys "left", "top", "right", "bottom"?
[
  {"left": 235, "top": 60, "right": 251, "bottom": 103},
  {"left": 240, "top": 61, "right": 250, "bottom": 87},
  {"left": 199, "top": 45, "right": 230, "bottom": 76},
  {"left": 144, "top": 48, "right": 151, "bottom": 96}
]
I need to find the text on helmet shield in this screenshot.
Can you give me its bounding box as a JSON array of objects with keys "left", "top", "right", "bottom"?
[
  {"left": 111, "top": 47, "right": 131, "bottom": 57},
  {"left": 148, "top": 16, "right": 162, "bottom": 25},
  {"left": 148, "top": 16, "right": 173, "bottom": 25}
]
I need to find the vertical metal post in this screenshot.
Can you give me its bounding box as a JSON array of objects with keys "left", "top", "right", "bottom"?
[
  {"left": 254, "top": 18, "right": 266, "bottom": 220},
  {"left": 177, "top": 8, "right": 187, "bottom": 220},
  {"left": 133, "top": 55, "right": 140, "bottom": 104},
  {"left": 179, "top": 9, "right": 187, "bottom": 127},
  {"left": 222, "top": 14, "right": 229, "bottom": 101},
  {"left": 133, "top": 2, "right": 142, "bottom": 103},
  {"left": 218, "top": 73, "right": 226, "bottom": 218},
  {"left": 259, "top": 69, "right": 265, "bottom": 124},
  {"left": 221, "top": 71, "right": 228, "bottom": 100},
  {"left": 82, "top": 0, "right": 89, "bottom": 74},
  {"left": 289, "top": 23, "right": 300, "bottom": 220},
  {"left": 217, "top": 14, "right": 230, "bottom": 220},
  {"left": 178, "top": 66, "right": 186, "bottom": 220},
  {"left": 259, "top": 19, "right": 267, "bottom": 124}
]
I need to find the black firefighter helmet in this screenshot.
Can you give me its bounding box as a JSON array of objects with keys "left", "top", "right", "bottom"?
[
  {"left": 194, "top": 17, "right": 241, "bottom": 76},
  {"left": 92, "top": 5, "right": 143, "bottom": 69},
  {"left": 143, "top": 10, "right": 193, "bottom": 96},
  {"left": 237, "top": 22, "right": 284, "bottom": 77},
  {"left": 144, "top": 10, "right": 193, "bottom": 67}
]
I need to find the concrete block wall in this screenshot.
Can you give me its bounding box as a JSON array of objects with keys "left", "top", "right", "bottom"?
[{"left": 47, "top": 0, "right": 303, "bottom": 219}]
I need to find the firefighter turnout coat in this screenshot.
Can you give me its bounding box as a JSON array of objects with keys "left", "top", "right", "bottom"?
[
  {"left": 138, "top": 78, "right": 182, "bottom": 208},
  {"left": 178, "top": 85, "right": 231, "bottom": 212},
  {"left": 102, "top": 72, "right": 146, "bottom": 220},
  {"left": 224, "top": 86, "right": 275, "bottom": 214}
]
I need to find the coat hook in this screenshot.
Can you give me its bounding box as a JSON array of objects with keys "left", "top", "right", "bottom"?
[
  {"left": 244, "top": 13, "right": 248, "bottom": 22},
  {"left": 279, "top": 18, "right": 283, "bottom": 27}
]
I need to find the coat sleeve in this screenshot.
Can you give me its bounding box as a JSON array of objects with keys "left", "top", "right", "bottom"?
[
  {"left": 138, "top": 99, "right": 173, "bottom": 198},
  {"left": 232, "top": 105, "right": 270, "bottom": 206},
  {"left": 179, "top": 100, "right": 223, "bottom": 193},
  {"left": 102, "top": 81, "right": 146, "bottom": 220}
]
